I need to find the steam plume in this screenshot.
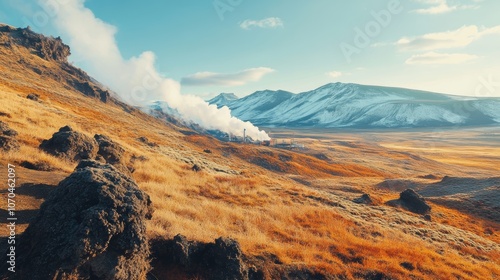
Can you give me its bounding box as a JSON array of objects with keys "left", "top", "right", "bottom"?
[{"left": 38, "top": 0, "right": 269, "bottom": 140}]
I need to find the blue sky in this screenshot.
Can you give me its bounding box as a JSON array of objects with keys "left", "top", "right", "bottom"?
[{"left": 1, "top": 0, "right": 500, "bottom": 98}]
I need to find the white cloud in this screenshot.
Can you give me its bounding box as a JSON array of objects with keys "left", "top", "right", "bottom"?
[
  {"left": 326, "top": 71, "right": 343, "bottom": 78},
  {"left": 396, "top": 25, "right": 500, "bottom": 51},
  {"left": 182, "top": 67, "right": 275, "bottom": 86},
  {"left": 239, "top": 17, "right": 284, "bottom": 30},
  {"left": 38, "top": 0, "right": 269, "bottom": 140},
  {"left": 405, "top": 52, "right": 478, "bottom": 64},
  {"left": 412, "top": 0, "right": 479, "bottom": 14}
]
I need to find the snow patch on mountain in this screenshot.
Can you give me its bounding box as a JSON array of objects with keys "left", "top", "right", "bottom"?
[{"left": 208, "top": 83, "right": 500, "bottom": 128}]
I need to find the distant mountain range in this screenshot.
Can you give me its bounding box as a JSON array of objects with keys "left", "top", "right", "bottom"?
[{"left": 208, "top": 83, "right": 500, "bottom": 128}]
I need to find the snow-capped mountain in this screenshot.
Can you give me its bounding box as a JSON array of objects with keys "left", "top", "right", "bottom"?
[
  {"left": 208, "top": 83, "right": 500, "bottom": 128},
  {"left": 208, "top": 93, "right": 239, "bottom": 107}
]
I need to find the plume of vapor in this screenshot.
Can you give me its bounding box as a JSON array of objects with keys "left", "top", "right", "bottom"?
[{"left": 38, "top": 0, "right": 269, "bottom": 140}]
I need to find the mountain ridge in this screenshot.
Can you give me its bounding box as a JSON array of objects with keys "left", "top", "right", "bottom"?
[{"left": 208, "top": 82, "right": 500, "bottom": 128}]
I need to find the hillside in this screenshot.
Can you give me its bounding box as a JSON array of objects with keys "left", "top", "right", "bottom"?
[
  {"left": 209, "top": 83, "right": 500, "bottom": 128},
  {"left": 0, "top": 24, "right": 499, "bottom": 279}
]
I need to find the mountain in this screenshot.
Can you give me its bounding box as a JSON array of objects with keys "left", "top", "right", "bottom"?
[
  {"left": 209, "top": 83, "right": 500, "bottom": 128},
  {"left": 207, "top": 92, "right": 239, "bottom": 107}
]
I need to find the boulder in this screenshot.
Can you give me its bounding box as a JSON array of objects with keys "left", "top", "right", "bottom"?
[
  {"left": 153, "top": 234, "right": 202, "bottom": 267},
  {"left": 6, "top": 160, "right": 153, "bottom": 280},
  {"left": 94, "top": 134, "right": 125, "bottom": 165},
  {"left": 138, "top": 136, "right": 158, "bottom": 148},
  {"left": 192, "top": 164, "right": 202, "bottom": 172},
  {"left": 400, "top": 262, "right": 415, "bottom": 271},
  {"left": 27, "top": 93, "right": 40, "bottom": 101},
  {"left": 94, "top": 134, "right": 133, "bottom": 174},
  {"left": 19, "top": 160, "right": 54, "bottom": 171},
  {"left": 0, "top": 121, "right": 19, "bottom": 151},
  {"left": 152, "top": 235, "right": 248, "bottom": 280},
  {"left": 39, "top": 126, "right": 98, "bottom": 161},
  {"left": 0, "top": 136, "right": 19, "bottom": 151},
  {"left": 399, "top": 189, "right": 431, "bottom": 214},
  {"left": 0, "top": 121, "right": 18, "bottom": 136},
  {"left": 203, "top": 237, "right": 248, "bottom": 280},
  {"left": 353, "top": 193, "right": 374, "bottom": 205}
]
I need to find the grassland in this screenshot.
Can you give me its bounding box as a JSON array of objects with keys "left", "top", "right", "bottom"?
[{"left": 0, "top": 37, "right": 499, "bottom": 279}]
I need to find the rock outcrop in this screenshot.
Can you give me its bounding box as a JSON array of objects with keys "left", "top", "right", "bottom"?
[
  {"left": 0, "top": 121, "right": 20, "bottom": 151},
  {"left": 39, "top": 126, "right": 98, "bottom": 161},
  {"left": 400, "top": 189, "right": 431, "bottom": 214},
  {"left": 71, "top": 81, "right": 110, "bottom": 103},
  {"left": 0, "top": 121, "right": 18, "bottom": 137},
  {"left": 19, "top": 160, "right": 54, "bottom": 171},
  {"left": 353, "top": 193, "right": 374, "bottom": 205},
  {"left": 0, "top": 25, "right": 70, "bottom": 62},
  {"left": 27, "top": 93, "right": 40, "bottom": 101},
  {"left": 94, "top": 134, "right": 132, "bottom": 173},
  {"left": 6, "top": 160, "right": 153, "bottom": 280},
  {"left": 152, "top": 235, "right": 248, "bottom": 280},
  {"left": 137, "top": 136, "right": 158, "bottom": 147},
  {"left": 387, "top": 189, "right": 431, "bottom": 214}
]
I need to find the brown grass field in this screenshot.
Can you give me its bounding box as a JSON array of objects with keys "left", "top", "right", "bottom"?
[{"left": 0, "top": 32, "right": 499, "bottom": 279}]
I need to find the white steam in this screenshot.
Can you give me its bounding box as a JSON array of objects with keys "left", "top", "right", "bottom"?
[{"left": 38, "top": 0, "right": 269, "bottom": 140}]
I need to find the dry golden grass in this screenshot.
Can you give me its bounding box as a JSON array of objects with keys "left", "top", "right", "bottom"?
[{"left": 1, "top": 38, "right": 499, "bottom": 279}]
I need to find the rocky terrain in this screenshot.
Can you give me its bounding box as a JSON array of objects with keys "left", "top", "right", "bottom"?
[
  {"left": 1, "top": 160, "right": 153, "bottom": 280},
  {"left": 0, "top": 24, "right": 499, "bottom": 279}
]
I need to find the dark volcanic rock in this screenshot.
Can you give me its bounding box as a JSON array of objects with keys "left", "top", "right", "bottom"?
[
  {"left": 1, "top": 26, "right": 70, "bottom": 62},
  {"left": 152, "top": 235, "right": 248, "bottom": 280},
  {"left": 4, "top": 160, "right": 153, "bottom": 280},
  {"left": 152, "top": 234, "right": 207, "bottom": 272},
  {"left": 94, "top": 134, "right": 132, "bottom": 174},
  {"left": 0, "top": 121, "right": 18, "bottom": 137},
  {"left": 192, "top": 164, "right": 201, "bottom": 172},
  {"left": 386, "top": 189, "right": 431, "bottom": 214},
  {"left": 72, "top": 81, "right": 110, "bottom": 102},
  {"left": 138, "top": 136, "right": 158, "bottom": 147},
  {"left": 0, "top": 136, "right": 19, "bottom": 151},
  {"left": 94, "top": 134, "right": 125, "bottom": 164},
  {"left": 400, "top": 189, "right": 431, "bottom": 214},
  {"left": 151, "top": 235, "right": 340, "bottom": 280},
  {"left": 353, "top": 193, "right": 374, "bottom": 205},
  {"left": 39, "top": 126, "right": 98, "bottom": 161},
  {"left": 26, "top": 93, "right": 40, "bottom": 101},
  {"left": 400, "top": 261, "right": 415, "bottom": 271},
  {"left": 0, "top": 121, "right": 19, "bottom": 151},
  {"left": 203, "top": 237, "right": 248, "bottom": 280},
  {"left": 19, "top": 160, "right": 54, "bottom": 171}
]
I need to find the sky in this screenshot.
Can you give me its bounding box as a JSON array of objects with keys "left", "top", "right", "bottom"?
[{"left": 1, "top": 0, "right": 500, "bottom": 99}]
